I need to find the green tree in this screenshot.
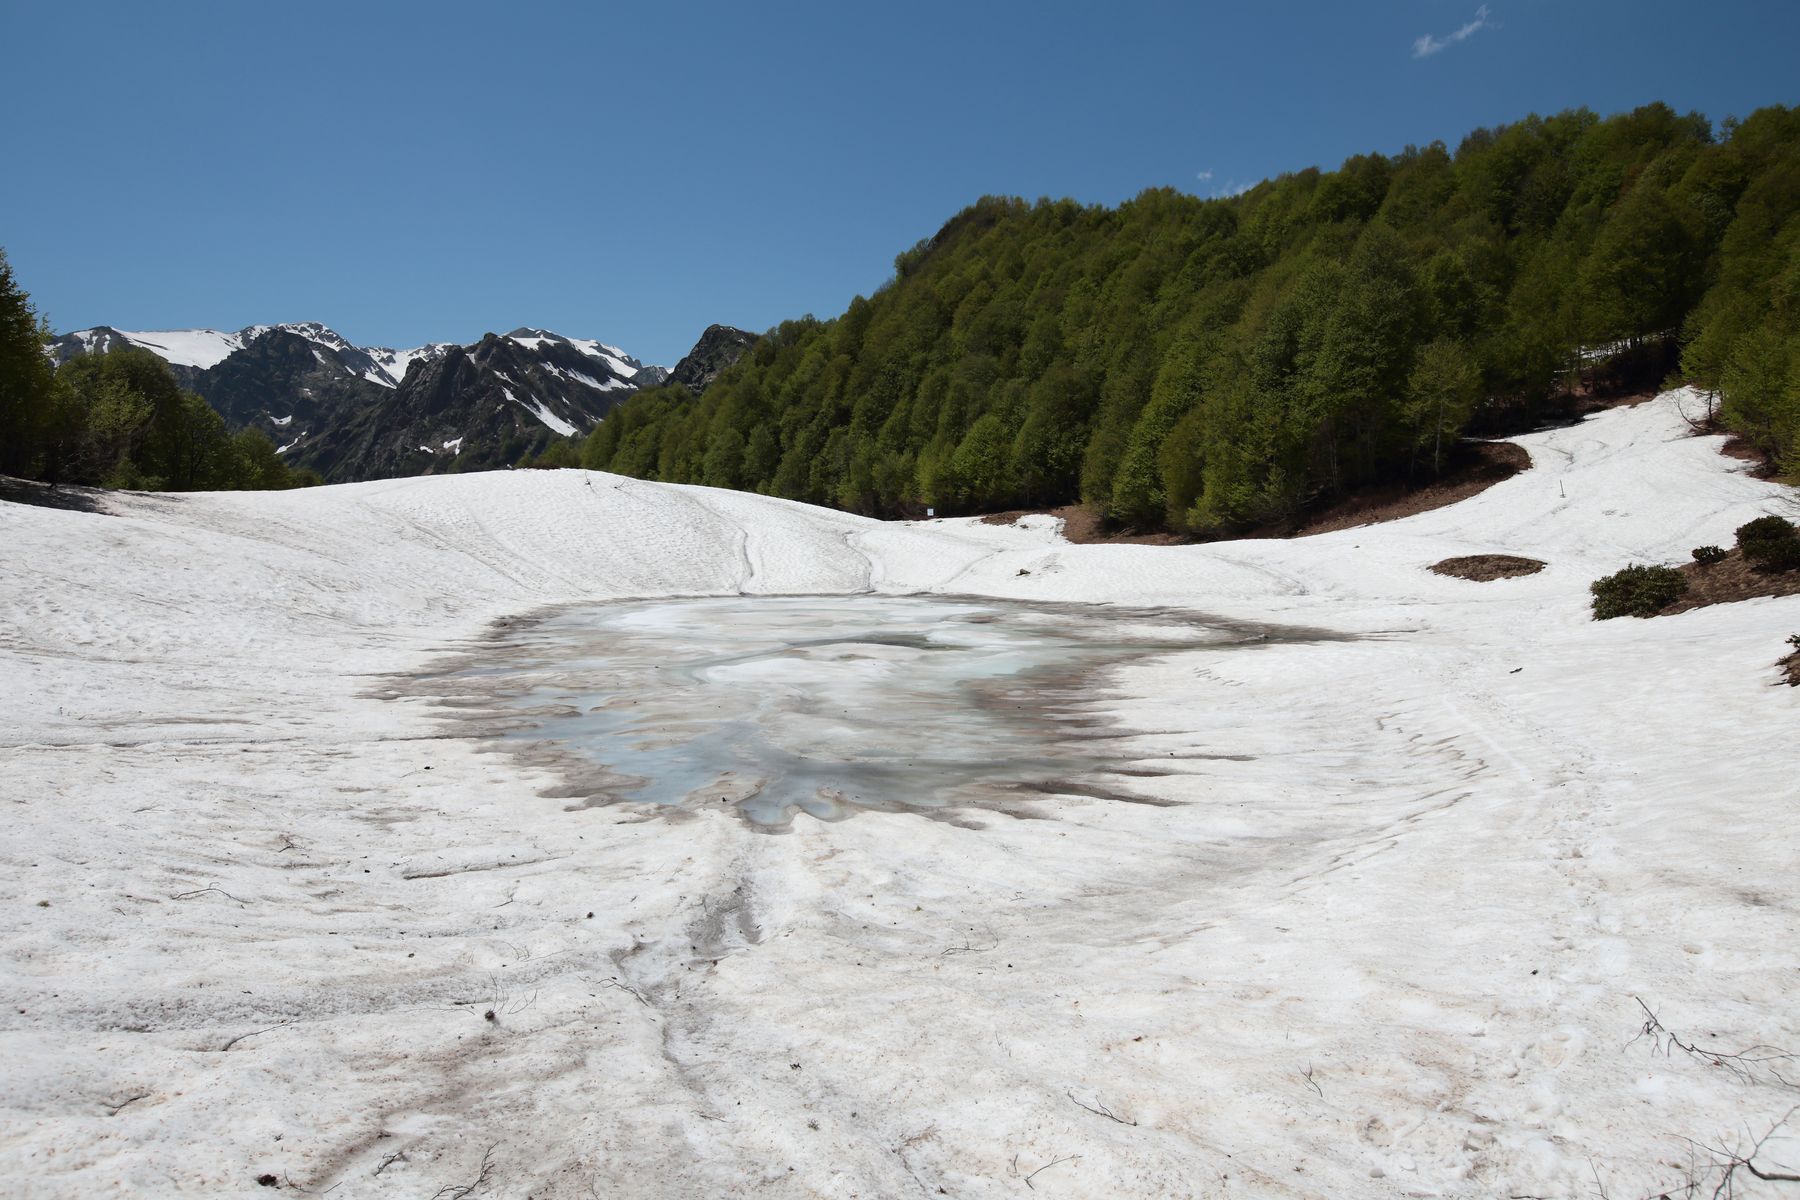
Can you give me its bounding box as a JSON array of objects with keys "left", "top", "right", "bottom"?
[
  {"left": 0, "top": 249, "right": 56, "bottom": 477},
  {"left": 1402, "top": 339, "right": 1483, "bottom": 474}
]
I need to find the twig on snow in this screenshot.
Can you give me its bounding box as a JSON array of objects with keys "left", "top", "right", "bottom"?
[
  {"left": 940, "top": 926, "right": 999, "bottom": 955},
  {"left": 1014, "top": 1153, "right": 1081, "bottom": 1191},
  {"left": 170, "top": 885, "right": 252, "bottom": 904},
  {"left": 1067, "top": 1091, "right": 1136, "bottom": 1126},
  {"left": 598, "top": 978, "right": 650, "bottom": 1006},
  {"left": 431, "top": 1143, "right": 497, "bottom": 1200},
  {"left": 1675, "top": 1104, "right": 1800, "bottom": 1195},
  {"left": 1630, "top": 997, "right": 1798, "bottom": 1090},
  {"left": 220, "top": 1022, "right": 290, "bottom": 1052}
]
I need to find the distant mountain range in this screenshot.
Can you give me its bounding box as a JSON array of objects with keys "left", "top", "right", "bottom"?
[{"left": 45, "top": 321, "right": 754, "bottom": 481}]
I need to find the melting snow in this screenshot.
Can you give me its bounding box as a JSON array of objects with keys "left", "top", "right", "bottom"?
[{"left": 5, "top": 390, "right": 1793, "bottom": 1199}]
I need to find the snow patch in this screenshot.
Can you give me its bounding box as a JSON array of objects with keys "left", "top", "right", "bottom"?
[
  {"left": 107, "top": 328, "right": 248, "bottom": 369},
  {"left": 503, "top": 386, "right": 578, "bottom": 437}
]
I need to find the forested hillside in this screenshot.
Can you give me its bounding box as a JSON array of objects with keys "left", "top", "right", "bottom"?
[
  {"left": 578, "top": 103, "right": 1800, "bottom": 532},
  {"left": 0, "top": 258, "right": 317, "bottom": 492}
]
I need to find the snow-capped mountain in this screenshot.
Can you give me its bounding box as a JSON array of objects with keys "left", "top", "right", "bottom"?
[
  {"left": 47, "top": 322, "right": 557, "bottom": 390},
  {"left": 294, "top": 331, "right": 671, "bottom": 481},
  {"left": 47, "top": 320, "right": 680, "bottom": 482}
]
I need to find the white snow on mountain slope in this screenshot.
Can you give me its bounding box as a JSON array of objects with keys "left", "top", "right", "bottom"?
[
  {"left": 101, "top": 327, "right": 250, "bottom": 368},
  {"left": 502, "top": 384, "right": 579, "bottom": 436},
  {"left": 509, "top": 328, "right": 654, "bottom": 380},
  {"left": 366, "top": 342, "right": 452, "bottom": 387},
  {"left": 60, "top": 325, "right": 655, "bottom": 389},
  {"left": 1, "top": 390, "right": 1796, "bottom": 1199},
  {"left": 541, "top": 361, "right": 628, "bottom": 391}
]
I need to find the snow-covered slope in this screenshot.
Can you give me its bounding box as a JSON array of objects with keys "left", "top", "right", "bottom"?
[
  {"left": 49, "top": 325, "right": 252, "bottom": 369},
  {"left": 1, "top": 391, "right": 1796, "bottom": 1199},
  {"left": 366, "top": 342, "right": 453, "bottom": 387}
]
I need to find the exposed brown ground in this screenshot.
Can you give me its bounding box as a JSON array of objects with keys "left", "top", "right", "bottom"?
[
  {"left": 978, "top": 506, "right": 1189, "bottom": 545},
  {"left": 1664, "top": 545, "right": 1800, "bottom": 615},
  {"left": 1429, "top": 554, "right": 1547, "bottom": 581},
  {"left": 1717, "top": 434, "right": 1782, "bottom": 479},
  {"left": 1282, "top": 443, "right": 1532, "bottom": 538},
  {"left": 978, "top": 441, "right": 1532, "bottom": 545}
]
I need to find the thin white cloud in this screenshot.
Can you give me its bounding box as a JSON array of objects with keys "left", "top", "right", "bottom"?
[
  {"left": 1196, "top": 169, "right": 1214, "bottom": 182},
  {"left": 1413, "top": 4, "right": 1492, "bottom": 58}
]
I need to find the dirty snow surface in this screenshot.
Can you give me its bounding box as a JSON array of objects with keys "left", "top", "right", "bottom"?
[{"left": 2, "top": 390, "right": 1796, "bottom": 1198}]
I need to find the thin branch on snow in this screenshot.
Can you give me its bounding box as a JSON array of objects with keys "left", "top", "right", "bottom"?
[
  {"left": 169, "top": 885, "right": 251, "bottom": 904},
  {"left": 1656, "top": 1104, "right": 1800, "bottom": 1196},
  {"left": 219, "top": 1022, "right": 289, "bottom": 1052},
  {"left": 597, "top": 978, "right": 650, "bottom": 1006},
  {"left": 431, "top": 1144, "right": 497, "bottom": 1200},
  {"left": 1014, "top": 1153, "right": 1081, "bottom": 1190},
  {"left": 1068, "top": 1091, "right": 1136, "bottom": 1126},
  {"left": 940, "top": 926, "right": 998, "bottom": 955},
  {"left": 1630, "top": 997, "right": 1798, "bottom": 1090}
]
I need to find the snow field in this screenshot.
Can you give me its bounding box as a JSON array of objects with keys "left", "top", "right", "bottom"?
[{"left": 0, "top": 390, "right": 1795, "bottom": 1197}]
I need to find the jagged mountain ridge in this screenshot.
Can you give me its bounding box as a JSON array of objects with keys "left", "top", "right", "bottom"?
[
  {"left": 667, "top": 324, "right": 758, "bottom": 393},
  {"left": 296, "top": 331, "right": 655, "bottom": 480},
  {"left": 46, "top": 321, "right": 677, "bottom": 482}
]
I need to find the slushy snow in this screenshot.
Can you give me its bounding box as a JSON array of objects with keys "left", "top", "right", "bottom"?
[{"left": 1, "top": 390, "right": 1796, "bottom": 1198}]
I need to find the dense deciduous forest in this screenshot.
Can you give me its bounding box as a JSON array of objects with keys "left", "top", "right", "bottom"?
[
  {"left": 574, "top": 103, "right": 1800, "bottom": 533},
  {"left": 0, "top": 251, "right": 317, "bottom": 492}
]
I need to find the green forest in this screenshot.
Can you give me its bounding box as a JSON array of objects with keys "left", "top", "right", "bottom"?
[
  {"left": 573, "top": 102, "right": 1800, "bottom": 533},
  {"left": 0, "top": 251, "right": 317, "bottom": 493}
]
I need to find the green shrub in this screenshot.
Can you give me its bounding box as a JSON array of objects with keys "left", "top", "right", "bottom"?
[
  {"left": 1746, "top": 535, "right": 1800, "bottom": 572},
  {"left": 1692, "top": 544, "right": 1727, "bottom": 565},
  {"left": 1735, "top": 515, "right": 1796, "bottom": 549},
  {"left": 1590, "top": 564, "right": 1688, "bottom": 619}
]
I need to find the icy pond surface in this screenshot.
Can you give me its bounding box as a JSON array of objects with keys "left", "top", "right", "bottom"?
[{"left": 423, "top": 594, "right": 1293, "bottom": 826}]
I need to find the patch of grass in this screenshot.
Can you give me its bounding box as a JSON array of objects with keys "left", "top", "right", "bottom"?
[{"left": 1429, "top": 554, "right": 1546, "bottom": 581}]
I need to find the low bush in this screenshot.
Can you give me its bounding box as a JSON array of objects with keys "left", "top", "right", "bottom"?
[
  {"left": 1735, "top": 515, "right": 1795, "bottom": 549},
  {"left": 1733, "top": 516, "right": 1798, "bottom": 571},
  {"left": 1746, "top": 535, "right": 1800, "bottom": 572},
  {"left": 1692, "top": 544, "right": 1727, "bottom": 565},
  {"left": 1591, "top": 564, "right": 1688, "bottom": 619}
]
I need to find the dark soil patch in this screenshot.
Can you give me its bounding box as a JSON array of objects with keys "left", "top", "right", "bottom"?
[
  {"left": 1281, "top": 442, "right": 1531, "bottom": 538},
  {"left": 0, "top": 475, "right": 109, "bottom": 514},
  {"left": 1664, "top": 547, "right": 1800, "bottom": 615},
  {"left": 979, "top": 506, "right": 1187, "bottom": 546},
  {"left": 1429, "top": 554, "right": 1547, "bottom": 581},
  {"left": 976, "top": 441, "right": 1532, "bottom": 546},
  {"left": 1717, "top": 434, "right": 1780, "bottom": 479}
]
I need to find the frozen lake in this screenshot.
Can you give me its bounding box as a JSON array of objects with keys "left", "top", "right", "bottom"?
[{"left": 416, "top": 594, "right": 1306, "bottom": 826}]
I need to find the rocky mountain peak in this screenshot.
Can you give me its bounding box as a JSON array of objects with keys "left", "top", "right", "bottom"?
[{"left": 668, "top": 324, "right": 759, "bottom": 393}]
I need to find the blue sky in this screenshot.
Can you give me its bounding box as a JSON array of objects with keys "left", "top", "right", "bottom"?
[{"left": 3, "top": 1, "right": 1795, "bottom": 366}]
